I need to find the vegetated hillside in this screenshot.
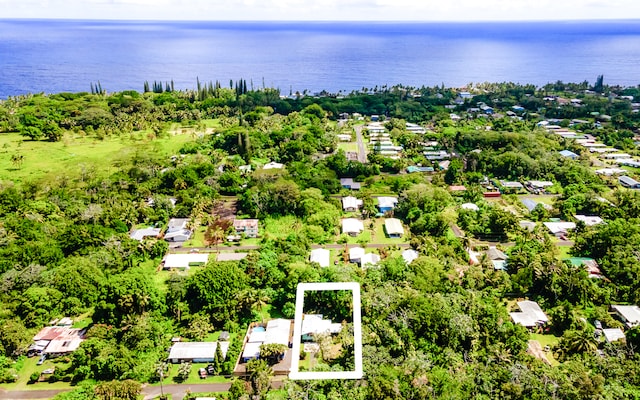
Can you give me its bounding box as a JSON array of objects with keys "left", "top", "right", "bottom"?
[{"left": 0, "top": 81, "right": 640, "bottom": 399}]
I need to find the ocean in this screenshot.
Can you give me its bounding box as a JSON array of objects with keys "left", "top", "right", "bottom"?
[{"left": 1, "top": 19, "right": 640, "bottom": 98}]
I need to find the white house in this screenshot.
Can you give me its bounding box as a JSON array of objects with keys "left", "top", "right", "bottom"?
[
  {"left": 130, "top": 227, "right": 161, "bottom": 241},
  {"left": 342, "top": 218, "right": 364, "bottom": 236},
  {"left": 574, "top": 215, "right": 604, "bottom": 226},
  {"left": 309, "top": 249, "right": 330, "bottom": 267},
  {"left": 510, "top": 300, "right": 548, "bottom": 328},
  {"left": 263, "top": 161, "right": 284, "bottom": 170},
  {"left": 611, "top": 305, "right": 640, "bottom": 328},
  {"left": 234, "top": 219, "right": 259, "bottom": 238},
  {"left": 163, "top": 253, "right": 209, "bottom": 270},
  {"left": 360, "top": 253, "right": 381, "bottom": 268},
  {"left": 165, "top": 218, "right": 191, "bottom": 242},
  {"left": 377, "top": 197, "right": 398, "bottom": 213},
  {"left": 543, "top": 221, "right": 576, "bottom": 237},
  {"left": 348, "top": 247, "right": 365, "bottom": 263},
  {"left": 384, "top": 218, "right": 404, "bottom": 238},
  {"left": 402, "top": 249, "right": 419, "bottom": 264},
  {"left": 168, "top": 341, "right": 229, "bottom": 364},
  {"left": 342, "top": 196, "right": 363, "bottom": 212}
]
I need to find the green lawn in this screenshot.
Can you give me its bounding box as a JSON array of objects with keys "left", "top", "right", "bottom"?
[
  {"left": 529, "top": 333, "right": 560, "bottom": 366},
  {"left": 372, "top": 218, "right": 408, "bottom": 244},
  {"left": 337, "top": 142, "right": 358, "bottom": 153},
  {"left": 162, "top": 362, "right": 231, "bottom": 385},
  {"left": 0, "top": 356, "right": 74, "bottom": 391},
  {"left": 263, "top": 215, "right": 304, "bottom": 239},
  {"left": 0, "top": 130, "right": 193, "bottom": 185}
]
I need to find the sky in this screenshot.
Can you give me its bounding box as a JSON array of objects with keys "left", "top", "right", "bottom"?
[{"left": 1, "top": 0, "right": 640, "bottom": 21}]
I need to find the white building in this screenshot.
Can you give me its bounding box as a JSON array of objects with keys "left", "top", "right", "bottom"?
[
  {"left": 163, "top": 253, "right": 209, "bottom": 269},
  {"left": 611, "top": 305, "right": 640, "bottom": 328},
  {"left": 309, "top": 249, "right": 330, "bottom": 267},
  {"left": 384, "top": 218, "right": 404, "bottom": 238},
  {"left": 510, "top": 301, "right": 548, "bottom": 328},
  {"left": 342, "top": 196, "right": 363, "bottom": 212},
  {"left": 342, "top": 218, "right": 364, "bottom": 236}
]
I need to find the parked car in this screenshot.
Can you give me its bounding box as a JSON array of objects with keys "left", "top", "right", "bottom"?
[
  {"left": 198, "top": 368, "right": 207, "bottom": 379},
  {"left": 37, "top": 354, "right": 46, "bottom": 365}
]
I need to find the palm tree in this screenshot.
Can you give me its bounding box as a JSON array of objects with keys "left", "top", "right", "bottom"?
[{"left": 556, "top": 327, "right": 597, "bottom": 360}]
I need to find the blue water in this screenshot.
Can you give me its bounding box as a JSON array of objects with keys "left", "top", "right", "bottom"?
[{"left": 1, "top": 19, "right": 640, "bottom": 98}]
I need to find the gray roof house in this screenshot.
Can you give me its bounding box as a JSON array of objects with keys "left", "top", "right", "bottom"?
[
  {"left": 611, "top": 305, "right": 640, "bottom": 328},
  {"left": 510, "top": 300, "right": 548, "bottom": 328}
]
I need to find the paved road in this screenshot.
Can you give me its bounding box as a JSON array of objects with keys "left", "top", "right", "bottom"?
[
  {"left": 142, "top": 380, "right": 284, "bottom": 400},
  {"left": 311, "top": 243, "right": 410, "bottom": 249},
  {"left": 354, "top": 125, "right": 367, "bottom": 163},
  {"left": 0, "top": 389, "right": 68, "bottom": 400},
  {"left": 0, "top": 381, "right": 285, "bottom": 400}
]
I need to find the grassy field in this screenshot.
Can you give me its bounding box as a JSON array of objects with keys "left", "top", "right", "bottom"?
[
  {"left": 529, "top": 333, "right": 560, "bottom": 366},
  {"left": 0, "top": 356, "right": 73, "bottom": 391},
  {"left": 262, "top": 215, "right": 304, "bottom": 239},
  {"left": 337, "top": 142, "right": 358, "bottom": 153},
  {"left": 0, "top": 130, "right": 194, "bottom": 185}
]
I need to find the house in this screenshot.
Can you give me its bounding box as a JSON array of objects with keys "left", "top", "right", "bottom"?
[
  {"left": 521, "top": 198, "right": 539, "bottom": 213},
  {"left": 377, "top": 197, "right": 398, "bottom": 213},
  {"left": 234, "top": 219, "right": 259, "bottom": 238},
  {"left": 449, "top": 185, "right": 467, "bottom": 192},
  {"left": 263, "top": 161, "right": 284, "bottom": 170},
  {"left": 519, "top": 220, "right": 536, "bottom": 231},
  {"left": 602, "top": 328, "right": 626, "bottom": 343},
  {"left": 337, "top": 134, "right": 352, "bottom": 141},
  {"left": 342, "top": 218, "right": 364, "bottom": 236},
  {"left": 342, "top": 196, "right": 363, "bottom": 212},
  {"left": 309, "top": 249, "right": 330, "bottom": 267},
  {"left": 163, "top": 253, "right": 209, "bottom": 270},
  {"left": 360, "top": 253, "right": 381, "bottom": 268},
  {"left": 619, "top": 175, "right": 640, "bottom": 189},
  {"left": 564, "top": 257, "right": 602, "bottom": 278},
  {"left": 406, "top": 166, "right": 434, "bottom": 173},
  {"left": 216, "top": 253, "right": 248, "bottom": 262},
  {"left": 348, "top": 247, "right": 365, "bottom": 263},
  {"left": 595, "top": 168, "right": 626, "bottom": 176},
  {"left": 130, "top": 227, "right": 161, "bottom": 241},
  {"left": 487, "top": 246, "right": 508, "bottom": 271},
  {"left": 165, "top": 218, "right": 191, "bottom": 242},
  {"left": 438, "top": 160, "right": 450, "bottom": 170},
  {"left": 543, "top": 221, "right": 576, "bottom": 237},
  {"left": 574, "top": 215, "right": 604, "bottom": 226},
  {"left": 168, "top": 341, "right": 229, "bottom": 364},
  {"left": 460, "top": 203, "right": 479, "bottom": 211},
  {"left": 526, "top": 180, "right": 554, "bottom": 193},
  {"left": 340, "top": 178, "right": 361, "bottom": 190},
  {"left": 501, "top": 181, "right": 524, "bottom": 192},
  {"left": 239, "top": 319, "right": 292, "bottom": 364},
  {"left": 559, "top": 150, "right": 580, "bottom": 160},
  {"left": 301, "top": 314, "right": 342, "bottom": 341},
  {"left": 509, "top": 300, "right": 548, "bottom": 328},
  {"left": 384, "top": 218, "right": 404, "bottom": 238},
  {"left": 31, "top": 327, "right": 85, "bottom": 357},
  {"left": 611, "top": 305, "right": 640, "bottom": 328},
  {"left": 402, "top": 249, "right": 419, "bottom": 265},
  {"left": 405, "top": 123, "right": 426, "bottom": 134}
]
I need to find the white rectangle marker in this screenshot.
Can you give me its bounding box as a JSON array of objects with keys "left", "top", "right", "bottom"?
[{"left": 289, "top": 282, "right": 363, "bottom": 380}]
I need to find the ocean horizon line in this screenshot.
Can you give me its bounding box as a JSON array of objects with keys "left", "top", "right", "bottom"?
[{"left": 1, "top": 17, "right": 640, "bottom": 24}]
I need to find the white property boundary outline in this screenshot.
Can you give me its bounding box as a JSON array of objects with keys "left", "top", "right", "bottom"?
[{"left": 289, "top": 282, "right": 363, "bottom": 380}]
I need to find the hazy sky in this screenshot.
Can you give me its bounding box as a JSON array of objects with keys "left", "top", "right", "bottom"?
[{"left": 1, "top": 0, "right": 639, "bottom": 21}]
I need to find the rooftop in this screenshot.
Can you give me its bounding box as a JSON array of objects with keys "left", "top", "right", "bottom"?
[
  {"left": 168, "top": 341, "right": 229, "bottom": 360},
  {"left": 163, "top": 253, "right": 209, "bottom": 269}
]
